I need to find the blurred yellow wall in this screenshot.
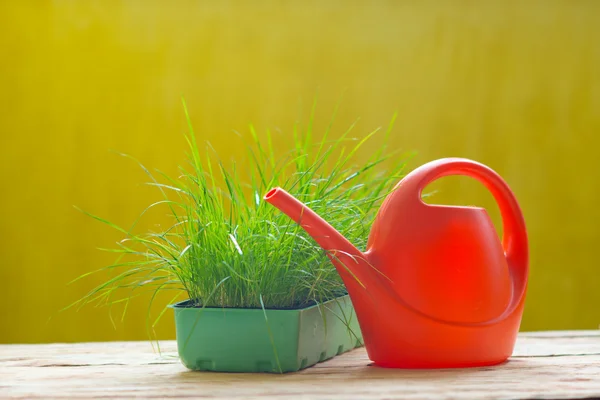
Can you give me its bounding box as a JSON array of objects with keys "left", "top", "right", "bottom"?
[{"left": 1, "top": 1, "right": 599, "bottom": 344}]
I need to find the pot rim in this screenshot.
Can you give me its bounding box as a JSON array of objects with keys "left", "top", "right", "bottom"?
[{"left": 168, "top": 293, "right": 350, "bottom": 311}]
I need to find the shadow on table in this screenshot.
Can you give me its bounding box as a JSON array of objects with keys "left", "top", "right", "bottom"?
[{"left": 174, "top": 358, "right": 529, "bottom": 383}]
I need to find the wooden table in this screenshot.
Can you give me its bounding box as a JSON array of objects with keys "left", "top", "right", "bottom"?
[{"left": 2, "top": 331, "right": 600, "bottom": 399}]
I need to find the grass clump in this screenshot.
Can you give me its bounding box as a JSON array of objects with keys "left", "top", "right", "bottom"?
[{"left": 71, "top": 101, "right": 408, "bottom": 322}]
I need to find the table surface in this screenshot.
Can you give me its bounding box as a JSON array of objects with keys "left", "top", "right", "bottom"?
[{"left": 2, "top": 330, "right": 600, "bottom": 399}]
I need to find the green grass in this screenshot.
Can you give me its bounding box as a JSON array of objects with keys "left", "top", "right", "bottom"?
[{"left": 69, "top": 100, "right": 408, "bottom": 326}]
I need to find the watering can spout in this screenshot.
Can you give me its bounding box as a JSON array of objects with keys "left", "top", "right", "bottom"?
[{"left": 263, "top": 187, "right": 374, "bottom": 290}]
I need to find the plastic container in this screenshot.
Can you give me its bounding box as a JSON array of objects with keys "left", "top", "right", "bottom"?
[{"left": 170, "top": 295, "right": 363, "bottom": 373}]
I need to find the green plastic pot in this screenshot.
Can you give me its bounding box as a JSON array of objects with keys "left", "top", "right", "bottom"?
[{"left": 170, "top": 295, "right": 363, "bottom": 373}]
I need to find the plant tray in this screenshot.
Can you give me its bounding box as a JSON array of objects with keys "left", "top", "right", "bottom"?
[{"left": 170, "top": 295, "right": 363, "bottom": 373}]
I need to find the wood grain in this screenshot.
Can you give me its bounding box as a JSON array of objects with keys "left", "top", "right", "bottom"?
[{"left": 2, "top": 331, "right": 600, "bottom": 399}]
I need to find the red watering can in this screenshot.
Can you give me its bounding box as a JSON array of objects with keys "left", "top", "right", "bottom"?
[{"left": 264, "top": 158, "right": 528, "bottom": 368}]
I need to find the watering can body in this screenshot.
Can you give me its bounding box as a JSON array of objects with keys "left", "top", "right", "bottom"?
[{"left": 265, "top": 158, "right": 528, "bottom": 368}]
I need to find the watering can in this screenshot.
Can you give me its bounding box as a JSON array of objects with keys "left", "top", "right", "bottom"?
[{"left": 264, "top": 158, "right": 528, "bottom": 368}]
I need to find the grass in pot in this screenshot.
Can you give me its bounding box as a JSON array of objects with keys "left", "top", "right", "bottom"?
[{"left": 70, "top": 102, "right": 407, "bottom": 373}]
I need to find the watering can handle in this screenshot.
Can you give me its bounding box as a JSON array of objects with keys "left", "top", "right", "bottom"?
[{"left": 410, "top": 158, "right": 529, "bottom": 317}]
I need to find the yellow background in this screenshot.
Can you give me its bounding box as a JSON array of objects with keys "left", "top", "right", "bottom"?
[{"left": 1, "top": 1, "right": 599, "bottom": 344}]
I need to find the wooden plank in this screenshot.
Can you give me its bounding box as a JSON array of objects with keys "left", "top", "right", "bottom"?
[{"left": 1, "top": 331, "right": 600, "bottom": 399}]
